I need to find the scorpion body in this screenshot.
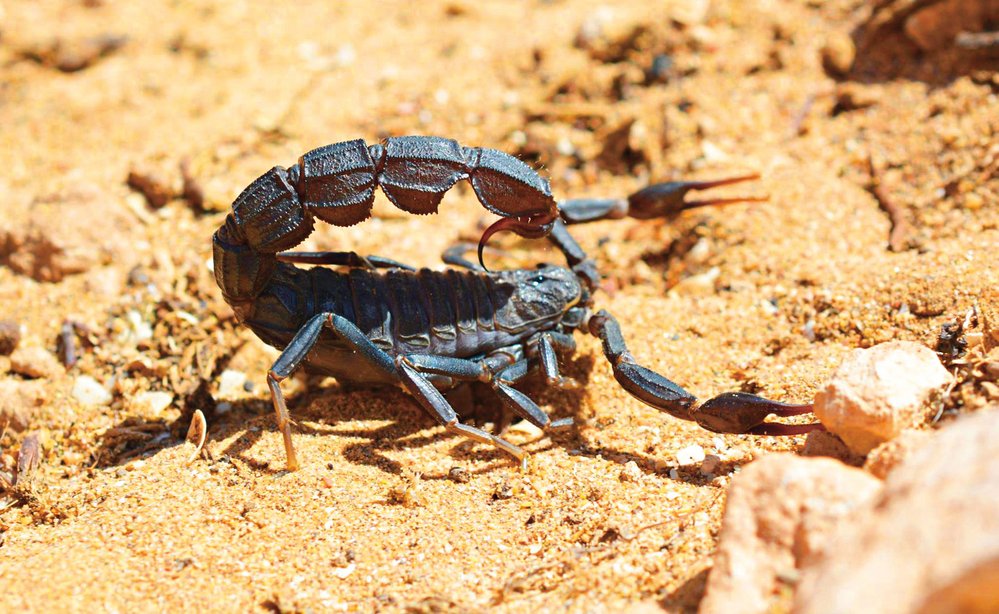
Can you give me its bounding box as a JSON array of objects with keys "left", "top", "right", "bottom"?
[{"left": 214, "top": 136, "right": 819, "bottom": 470}]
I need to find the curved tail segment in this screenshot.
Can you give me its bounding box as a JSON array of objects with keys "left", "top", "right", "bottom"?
[{"left": 214, "top": 136, "right": 559, "bottom": 303}]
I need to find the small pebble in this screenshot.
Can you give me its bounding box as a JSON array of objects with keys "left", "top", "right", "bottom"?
[
  {"left": 813, "top": 341, "right": 951, "bottom": 455},
  {"left": 676, "top": 444, "right": 706, "bottom": 465},
  {"left": 10, "top": 346, "right": 65, "bottom": 379},
  {"left": 619, "top": 460, "right": 642, "bottom": 482},
  {"left": 492, "top": 481, "right": 514, "bottom": 500},
  {"left": 508, "top": 419, "right": 544, "bottom": 439},
  {"left": 72, "top": 375, "right": 113, "bottom": 406},
  {"left": 217, "top": 369, "right": 248, "bottom": 400},
  {"left": 671, "top": 267, "right": 720, "bottom": 296},
  {"left": 332, "top": 563, "right": 356, "bottom": 579},
  {"left": 0, "top": 320, "right": 21, "bottom": 356},
  {"left": 125, "top": 310, "right": 153, "bottom": 344},
  {"left": 821, "top": 31, "right": 855, "bottom": 78},
  {"left": 700, "top": 454, "right": 721, "bottom": 475},
  {"left": 132, "top": 391, "right": 173, "bottom": 415},
  {"left": 448, "top": 466, "right": 470, "bottom": 483}
]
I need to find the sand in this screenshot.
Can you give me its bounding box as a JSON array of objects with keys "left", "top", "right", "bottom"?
[{"left": 0, "top": 1, "right": 995, "bottom": 611}]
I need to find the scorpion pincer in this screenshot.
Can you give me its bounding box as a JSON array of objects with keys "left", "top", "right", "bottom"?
[{"left": 213, "top": 136, "right": 821, "bottom": 471}]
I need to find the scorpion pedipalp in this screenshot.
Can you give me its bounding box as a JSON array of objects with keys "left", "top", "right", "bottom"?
[
  {"left": 558, "top": 173, "right": 768, "bottom": 224},
  {"left": 588, "top": 309, "right": 823, "bottom": 436}
]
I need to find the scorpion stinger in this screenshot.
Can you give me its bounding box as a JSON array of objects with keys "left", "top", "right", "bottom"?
[{"left": 476, "top": 212, "right": 558, "bottom": 271}]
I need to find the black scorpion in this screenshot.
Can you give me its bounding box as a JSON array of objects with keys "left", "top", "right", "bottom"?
[{"left": 213, "top": 136, "right": 820, "bottom": 470}]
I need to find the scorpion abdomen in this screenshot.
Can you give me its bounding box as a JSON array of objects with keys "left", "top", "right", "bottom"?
[{"left": 274, "top": 266, "right": 549, "bottom": 363}]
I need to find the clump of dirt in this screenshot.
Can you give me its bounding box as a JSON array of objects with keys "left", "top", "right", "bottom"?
[{"left": 0, "top": 1, "right": 995, "bottom": 611}]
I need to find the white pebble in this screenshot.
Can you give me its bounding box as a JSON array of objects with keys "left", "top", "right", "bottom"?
[
  {"left": 217, "top": 369, "right": 248, "bottom": 400},
  {"left": 676, "top": 444, "right": 706, "bottom": 465},
  {"left": 508, "top": 419, "right": 544, "bottom": 439},
  {"left": 73, "top": 376, "right": 112, "bottom": 406},
  {"left": 133, "top": 391, "right": 173, "bottom": 415},
  {"left": 619, "top": 460, "right": 642, "bottom": 482},
  {"left": 701, "top": 140, "right": 729, "bottom": 162},
  {"left": 332, "top": 563, "right": 356, "bottom": 579},
  {"left": 126, "top": 310, "right": 153, "bottom": 343}
]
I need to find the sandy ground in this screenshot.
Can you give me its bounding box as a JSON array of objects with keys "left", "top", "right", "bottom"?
[{"left": 0, "top": 1, "right": 996, "bottom": 611}]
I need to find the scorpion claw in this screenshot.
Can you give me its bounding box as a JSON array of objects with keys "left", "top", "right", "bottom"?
[
  {"left": 611, "top": 360, "right": 697, "bottom": 421},
  {"left": 692, "top": 392, "right": 820, "bottom": 435},
  {"left": 627, "top": 173, "right": 767, "bottom": 219},
  {"left": 558, "top": 173, "right": 767, "bottom": 225}
]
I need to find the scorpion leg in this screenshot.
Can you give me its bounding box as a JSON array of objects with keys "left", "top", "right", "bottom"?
[
  {"left": 267, "top": 312, "right": 397, "bottom": 470},
  {"left": 398, "top": 350, "right": 572, "bottom": 466},
  {"left": 493, "top": 358, "right": 574, "bottom": 429},
  {"left": 558, "top": 174, "right": 767, "bottom": 224},
  {"left": 396, "top": 354, "right": 531, "bottom": 468},
  {"left": 277, "top": 251, "right": 415, "bottom": 271},
  {"left": 537, "top": 332, "right": 580, "bottom": 390},
  {"left": 587, "top": 310, "right": 820, "bottom": 435}
]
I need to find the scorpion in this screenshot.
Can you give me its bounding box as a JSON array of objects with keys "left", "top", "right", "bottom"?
[{"left": 213, "top": 136, "right": 820, "bottom": 471}]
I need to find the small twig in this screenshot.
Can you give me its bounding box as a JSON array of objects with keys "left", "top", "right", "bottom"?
[
  {"left": 932, "top": 378, "right": 959, "bottom": 424},
  {"left": 14, "top": 432, "right": 41, "bottom": 486},
  {"left": 186, "top": 409, "right": 208, "bottom": 464},
  {"left": 866, "top": 150, "right": 912, "bottom": 252},
  {"left": 788, "top": 92, "right": 817, "bottom": 139},
  {"left": 955, "top": 30, "right": 999, "bottom": 52},
  {"left": 58, "top": 320, "right": 78, "bottom": 367}
]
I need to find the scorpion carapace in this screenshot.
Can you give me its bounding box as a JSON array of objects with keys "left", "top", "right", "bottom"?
[{"left": 213, "top": 135, "right": 821, "bottom": 471}]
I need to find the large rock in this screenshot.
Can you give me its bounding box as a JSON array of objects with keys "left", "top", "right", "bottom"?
[
  {"left": 794, "top": 408, "right": 999, "bottom": 614},
  {"left": 813, "top": 341, "right": 951, "bottom": 455},
  {"left": 699, "top": 454, "right": 881, "bottom": 614}
]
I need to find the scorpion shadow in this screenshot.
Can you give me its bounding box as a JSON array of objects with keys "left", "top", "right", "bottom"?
[
  {"left": 93, "top": 350, "right": 752, "bottom": 486},
  {"left": 193, "top": 350, "right": 598, "bottom": 478},
  {"left": 92, "top": 363, "right": 594, "bottom": 478}
]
